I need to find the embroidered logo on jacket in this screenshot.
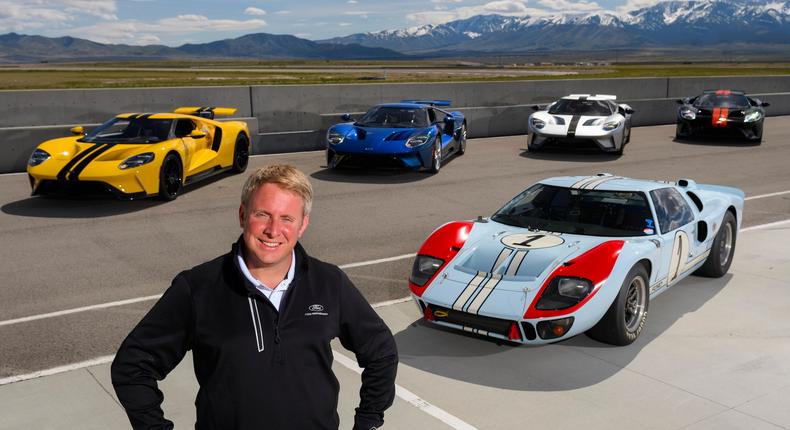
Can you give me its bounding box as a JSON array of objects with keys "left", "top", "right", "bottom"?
[{"left": 305, "top": 304, "right": 328, "bottom": 316}]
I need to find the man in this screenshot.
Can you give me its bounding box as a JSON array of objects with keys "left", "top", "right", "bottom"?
[{"left": 112, "top": 164, "right": 398, "bottom": 430}]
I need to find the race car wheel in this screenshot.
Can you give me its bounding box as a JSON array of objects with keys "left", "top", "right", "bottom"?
[
  {"left": 326, "top": 149, "right": 339, "bottom": 169},
  {"left": 457, "top": 124, "right": 467, "bottom": 155},
  {"left": 695, "top": 211, "right": 737, "bottom": 278},
  {"left": 675, "top": 123, "right": 690, "bottom": 139},
  {"left": 586, "top": 264, "right": 649, "bottom": 346},
  {"left": 158, "top": 153, "right": 183, "bottom": 201},
  {"left": 625, "top": 125, "right": 632, "bottom": 144},
  {"left": 231, "top": 133, "right": 249, "bottom": 173},
  {"left": 526, "top": 133, "right": 538, "bottom": 152},
  {"left": 428, "top": 139, "right": 441, "bottom": 174}
]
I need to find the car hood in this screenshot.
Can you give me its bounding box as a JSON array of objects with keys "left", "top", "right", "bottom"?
[
  {"left": 442, "top": 220, "right": 612, "bottom": 292},
  {"left": 334, "top": 123, "right": 423, "bottom": 143}
]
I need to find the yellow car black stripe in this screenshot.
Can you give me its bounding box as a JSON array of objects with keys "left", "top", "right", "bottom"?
[
  {"left": 56, "top": 143, "right": 107, "bottom": 181},
  {"left": 68, "top": 143, "right": 115, "bottom": 180}
]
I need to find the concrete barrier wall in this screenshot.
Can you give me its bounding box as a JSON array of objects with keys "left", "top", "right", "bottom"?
[{"left": 2, "top": 75, "right": 789, "bottom": 173}]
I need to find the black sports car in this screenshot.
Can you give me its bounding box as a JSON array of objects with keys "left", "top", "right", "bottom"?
[{"left": 675, "top": 90, "right": 769, "bottom": 143}]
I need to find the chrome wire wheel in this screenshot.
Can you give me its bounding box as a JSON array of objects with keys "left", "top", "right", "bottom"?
[
  {"left": 718, "top": 222, "right": 733, "bottom": 268},
  {"left": 624, "top": 276, "right": 647, "bottom": 333},
  {"left": 430, "top": 140, "right": 441, "bottom": 173}
]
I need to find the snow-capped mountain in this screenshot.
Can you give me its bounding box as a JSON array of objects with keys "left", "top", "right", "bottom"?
[{"left": 323, "top": 0, "right": 790, "bottom": 53}]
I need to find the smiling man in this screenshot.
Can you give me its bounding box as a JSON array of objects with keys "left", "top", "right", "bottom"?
[{"left": 112, "top": 164, "right": 398, "bottom": 430}]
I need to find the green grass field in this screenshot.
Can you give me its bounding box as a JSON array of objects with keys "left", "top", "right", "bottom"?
[{"left": 1, "top": 62, "right": 789, "bottom": 90}]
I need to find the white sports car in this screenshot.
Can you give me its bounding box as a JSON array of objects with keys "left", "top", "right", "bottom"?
[{"left": 527, "top": 94, "right": 634, "bottom": 154}]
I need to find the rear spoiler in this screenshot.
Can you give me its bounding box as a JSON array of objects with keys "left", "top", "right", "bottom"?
[
  {"left": 702, "top": 89, "right": 745, "bottom": 95},
  {"left": 174, "top": 106, "right": 237, "bottom": 119},
  {"left": 400, "top": 100, "right": 451, "bottom": 107},
  {"left": 567, "top": 94, "right": 617, "bottom": 101}
]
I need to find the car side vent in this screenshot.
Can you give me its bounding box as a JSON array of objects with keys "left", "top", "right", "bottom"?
[{"left": 686, "top": 191, "right": 704, "bottom": 212}]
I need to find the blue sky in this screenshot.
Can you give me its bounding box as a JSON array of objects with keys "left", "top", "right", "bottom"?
[{"left": 0, "top": 0, "right": 662, "bottom": 46}]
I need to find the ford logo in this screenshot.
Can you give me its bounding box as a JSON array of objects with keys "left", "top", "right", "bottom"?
[{"left": 309, "top": 304, "right": 324, "bottom": 312}]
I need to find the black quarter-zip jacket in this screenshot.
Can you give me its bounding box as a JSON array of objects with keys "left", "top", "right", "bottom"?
[{"left": 111, "top": 240, "right": 398, "bottom": 430}]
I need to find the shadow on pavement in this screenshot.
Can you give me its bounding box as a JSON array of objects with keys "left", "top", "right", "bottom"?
[
  {"left": 518, "top": 149, "right": 622, "bottom": 162},
  {"left": 673, "top": 136, "right": 762, "bottom": 147},
  {"left": 394, "top": 274, "right": 731, "bottom": 391}
]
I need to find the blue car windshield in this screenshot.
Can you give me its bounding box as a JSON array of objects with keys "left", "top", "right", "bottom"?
[
  {"left": 694, "top": 94, "right": 750, "bottom": 109},
  {"left": 356, "top": 107, "right": 429, "bottom": 128},
  {"left": 491, "top": 184, "right": 655, "bottom": 237},
  {"left": 80, "top": 117, "right": 173, "bottom": 144},
  {"left": 548, "top": 99, "right": 614, "bottom": 116}
]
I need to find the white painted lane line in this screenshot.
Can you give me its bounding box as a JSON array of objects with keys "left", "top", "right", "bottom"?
[
  {"left": 332, "top": 351, "right": 478, "bottom": 430},
  {"left": 340, "top": 253, "right": 415, "bottom": 269},
  {"left": 0, "top": 254, "right": 416, "bottom": 327},
  {"left": 372, "top": 297, "right": 411, "bottom": 309},
  {"left": 0, "top": 295, "right": 162, "bottom": 328},
  {"left": 0, "top": 355, "right": 114, "bottom": 386},
  {"left": 745, "top": 190, "right": 790, "bottom": 201},
  {"left": 250, "top": 149, "right": 323, "bottom": 158},
  {"left": 742, "top": 219, "right": 790, "bottom": 232}
]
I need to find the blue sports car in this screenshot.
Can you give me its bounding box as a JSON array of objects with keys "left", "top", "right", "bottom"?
[
  {"left": 409, "top": 174, "right": 744, "bottom": 346},
  {"left": 326, "top": 100, "right": 467, "bottom": 173}
]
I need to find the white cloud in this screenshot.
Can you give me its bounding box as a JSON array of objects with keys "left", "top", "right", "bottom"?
[
  {"left": 339, "top": 22, "right": 352, "bottom": 26},
  {"left": 430, "top": 0, "right": 462, "bottom": 3},
  {"left": 0, "top": 0, "right": 118, "bottom": 32},
  {"left": 617, "top": 0, "right": 664, "bottom": 13},
  {"left": 344, "top": 11, "right": 369, "bottom": 19},
  {"left": 347, "top": 0, "right": 358, "bottom": 3},
  {"left": 537, "top": 0, "right": 601, "bottom": 12},
  {"left": 244, "top": 7, "right": 266, "bottom": 16},
  {"left": 407, "top": 0, "right": 549, "bottom": 25},
  {"left": 67, "top": 16, "right": 267, "bottom": 45},
  {"left": 275, "top": 10, "right": 292, "bottom": 15}
]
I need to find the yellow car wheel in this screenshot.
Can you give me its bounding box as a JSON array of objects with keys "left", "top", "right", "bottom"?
[
  {"left": 232, "top": 134, "right": 249, "bottom": 173},
  {"left": 158, "top": 153, "right": 183, "bottom": 201}
]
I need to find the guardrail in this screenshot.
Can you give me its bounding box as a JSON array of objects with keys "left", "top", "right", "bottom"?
[{"left": 2, "top": 76, "right": 789, "bottom": 173}]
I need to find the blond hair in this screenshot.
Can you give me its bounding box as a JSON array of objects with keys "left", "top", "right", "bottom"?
[{"left": 241, "top": 164, "right": 313, "bottom": 216}]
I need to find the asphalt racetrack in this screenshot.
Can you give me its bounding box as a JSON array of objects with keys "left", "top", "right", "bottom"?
[{"left": 1, "top": 118, "right": 789, "bottom": 429}]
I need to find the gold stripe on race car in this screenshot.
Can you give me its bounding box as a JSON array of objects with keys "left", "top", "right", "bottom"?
[
  {"left": 465, "top": 274, "right": 503, "bottom": 315},
  {"left": 452, "top": 271, "right": 486, "bottom": 311},
  {"left": 571, "top": 176, "right": 601, "bottom": 189},
  {"left": 491, "top": 248, "right": 513, "bottom": 272},
  {"left": 505, "top": 251, "right": 528, "bottom": 277},
  {"left": 584, "top": 176, "right": 624, "bottom": 189}
]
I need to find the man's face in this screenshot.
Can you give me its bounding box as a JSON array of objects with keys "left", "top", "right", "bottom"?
[{"left": 239, "top": 183, "right": 309, "bottom": 272}]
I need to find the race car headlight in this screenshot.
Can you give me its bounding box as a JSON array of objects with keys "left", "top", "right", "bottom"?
[
  {"left": 535, "top": 277, "right": 593, "bottom": 310},
  {"left": 680, "top": 108, "right": 696, "bottom": 120},
  {"left": 28, "top": 149, "right": 51, "bottom": 166},
  {"left": 744, "top": 111, "right": 762, "bottom": 123},
  {"left": 119, "top": 152, "right": 155, "bottom": 170},
  {"left": 405, "top": 133, "right": 430, "bottom": 148},
  {"left": 583, "top": 118, "right": 603, "bottom": 126},
  {"left": 602, "top": 120, "right": 621, "bottom": 131},
  {"left": 410, "top": 255, "right": 444, "bottom": 287},
  {"left": 531, "top": 117, "right": 546, "bottom": 129},
  {"left": 327, "top": 129, "right": 345, "bottom": 145}
]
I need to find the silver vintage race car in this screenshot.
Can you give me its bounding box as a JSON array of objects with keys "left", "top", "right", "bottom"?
[{"left": 527, "top": 94, "right": 634, "bottom": 154}]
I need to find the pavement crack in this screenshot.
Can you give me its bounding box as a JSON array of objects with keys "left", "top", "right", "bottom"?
[{"left": 86, "top": 367, "right": 122, "bottom": 409}]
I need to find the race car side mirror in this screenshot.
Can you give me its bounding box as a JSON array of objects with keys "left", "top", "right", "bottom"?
[
  {"left": 625, "top": 107, "right": 635, "bottom": 114},
  {"left": 761, "top": 102, "right": 771, "bottom": 107},
  {"left": 189, "top": 130, "right": 206, "bottom": 139},
  {"left": 341, "top": 113, "right": 352, "bottom": 122},
  {"left": 531, "top": 104, "right": 542, "bottom": 111},
  {"left": 70, "top": 126, "right": 85, "bottom": 136},
  {"left": 675, "top": 99, "right": 684, "bottom": 104}
]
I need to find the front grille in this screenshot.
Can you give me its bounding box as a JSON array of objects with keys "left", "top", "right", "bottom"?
[
  {"left": 35, "top": 180, "right": 144, "bottom": 200},
  {"left": 430, "top": 304, "right": 512, "bottom": 336}
]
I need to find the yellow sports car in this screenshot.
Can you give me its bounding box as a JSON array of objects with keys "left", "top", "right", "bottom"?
[{"left": 27, "top": 107, "right": 250, "bottom": 200}]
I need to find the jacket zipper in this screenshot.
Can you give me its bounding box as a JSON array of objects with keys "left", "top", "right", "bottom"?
[{"left": 247, "top": 296, "right": 265, "bottom": 352}]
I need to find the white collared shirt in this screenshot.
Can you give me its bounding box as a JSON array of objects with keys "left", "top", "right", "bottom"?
[{"left": 237, "top": 249, "right": 295, "bottom": 312}]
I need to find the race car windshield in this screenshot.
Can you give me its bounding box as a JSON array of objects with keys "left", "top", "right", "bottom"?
[
  {"left": 356, "top": 107, "right": 429, "bottom": 128},
  {"left": 548, "top": 100, "right": 614, "bottom": 116},
  {"left": 694, "top": 94, "right": 750, "bottom": 109},
  {"left": 491, "top": 184, "right": 655, "bottom": 237},
  {"left": 80, "top": 118, "right": 173, "bottom": 144}
]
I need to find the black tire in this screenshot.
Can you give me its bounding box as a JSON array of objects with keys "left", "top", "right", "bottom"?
[
  {"left": 428, "top": 139, "right": 441, "bottom": 174},
  {"left": 526, "top": 133, "right": 538, "bottom": 152},
  {"left": 457, "top": 124, "right": 467, "bottom": 155},
  {"left": 231, "top": 133, "right": 249, "bottom": 173},
  {"left": 694, "top": 211, "right": 737, "bottom": 278},
  {"left": 158, "top": 153, "right": 183, "bottom": 201},
  {"left": 675, "top": 122, "right": 689, "bottom": 139},
  {"left": 326, "top": 148, "right": 339, "bottom": 169},
  {"left": 625, "top": 124, "right": 632, "bottom": 144},
  {"left": 586, "top": 264, "right": 649, "bottom": 346}
]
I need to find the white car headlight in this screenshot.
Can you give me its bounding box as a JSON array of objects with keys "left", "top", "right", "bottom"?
[
  {"left": 744, "top": 111, "right": 762, "bottom": 123},
  {"left": 531, "top": 117, "right": 546, "bottom": 129},
  {"left": 327, "top": 129, "right": 345, "bottom": 145},
  {"left": 119, "top": 152, "right": 155, "bottom": 170},
  {"left": 405, "top": 133, "right": 430, "bottom": 148},
  {"left": 28, "top": 148, "right": 51, "bottom": 166},
  {"left": 680, "top": 108, "right": 696, "bottom": 120},
  {"left": 602, "top": 120, "right": 621, "bottom": 131}
]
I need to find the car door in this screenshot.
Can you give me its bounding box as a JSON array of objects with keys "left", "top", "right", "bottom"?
[
  {"left": 430, "top": 108, "right": 454, "bottom": 154},
  {"left": 650, "top": 187, "right": 699, "bottom": 288},
  {"left": 174, "top": 118, "right": 211, "bottom": 175}
]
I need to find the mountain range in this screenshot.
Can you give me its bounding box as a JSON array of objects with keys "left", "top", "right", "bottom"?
[
  {"left": 325, "top": 0, "right": 790, "bottom": 53},
  {"left": 1, "top": 0, "right": 789, "bottom": 63}
]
